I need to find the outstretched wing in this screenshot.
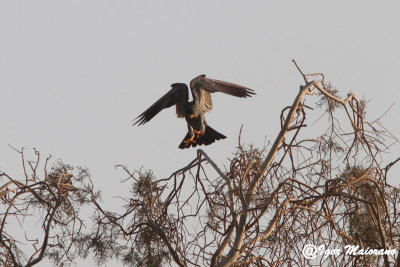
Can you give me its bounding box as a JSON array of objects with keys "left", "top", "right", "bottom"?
[
  {"left": 189, "top": 74, "right": 255, "bottom": 113},
  {"left": 133, "top": 83, "right": 188, "bottom": 126}
]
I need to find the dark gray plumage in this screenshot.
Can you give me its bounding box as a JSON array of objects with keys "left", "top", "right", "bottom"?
[{"left": 133, "top": 74, "right": 255, "bottom": 149}]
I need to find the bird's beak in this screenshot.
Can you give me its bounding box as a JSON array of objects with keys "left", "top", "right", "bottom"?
[{"left": 189, "top": 114, "right": 195, "bottom": 118}]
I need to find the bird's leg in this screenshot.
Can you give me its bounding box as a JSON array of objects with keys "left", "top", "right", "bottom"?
[
  {"left": 193, "top": 129, "right": 201, "bottom": 139},
  {"left": 183, "top": 130, "right": 202, "bottom": 147}
]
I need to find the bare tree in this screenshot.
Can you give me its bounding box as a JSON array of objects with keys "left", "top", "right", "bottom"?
[
  {"left": 2, "top": 62, "right": 399, "bottom": 266},
  {"left": 0, "top": 147, "right": 98, "bottom": 266},
  {"left": 83, "top": 62, "right": 400, "bottom": 266}
]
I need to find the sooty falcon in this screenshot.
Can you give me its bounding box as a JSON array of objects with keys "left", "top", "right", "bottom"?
[{"left": 133, "top": 74, "right": 255, "bottom": 149}]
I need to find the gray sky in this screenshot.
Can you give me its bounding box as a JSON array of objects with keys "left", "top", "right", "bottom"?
[{"left": 1, "top": 1, "right": 400, "bottom": 266}]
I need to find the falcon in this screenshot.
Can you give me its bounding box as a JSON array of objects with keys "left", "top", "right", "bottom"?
[{"left": 133, "top": 74, "right": 255, "bottom": 149}]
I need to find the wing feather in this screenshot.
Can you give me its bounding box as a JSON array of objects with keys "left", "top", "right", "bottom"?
[
  {"left": 133, "top": 83, "right": 188, "bottom": 126},
  {"left": 190, "top": 74, "right": 255, "bottom": 113}
]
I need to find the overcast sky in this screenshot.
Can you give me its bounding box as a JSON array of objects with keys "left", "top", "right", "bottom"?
[{"left": 1, "top": 1, "right": 400, "bottom": 266}]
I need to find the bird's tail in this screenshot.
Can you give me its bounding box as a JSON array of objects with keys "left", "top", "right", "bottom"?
[{"left": 178, "top": 125, "right": 227, "bottom": 149}]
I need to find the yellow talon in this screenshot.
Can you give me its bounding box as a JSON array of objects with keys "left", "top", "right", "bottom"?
[
  {"left": 193, "top": 130, "right": 201, "bottom": 138},
  {"left": 183, "top": 130, "right": 202, "bottom": 147}
]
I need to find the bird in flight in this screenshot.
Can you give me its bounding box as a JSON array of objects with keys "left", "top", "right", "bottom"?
[{"left": 133, "top": 74, "right": 255, "bottom": 149}]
